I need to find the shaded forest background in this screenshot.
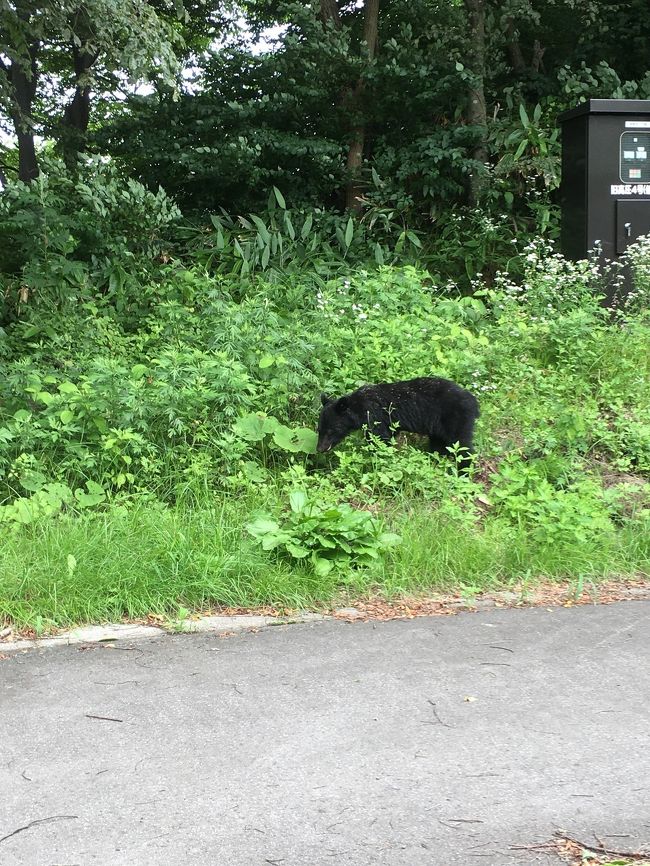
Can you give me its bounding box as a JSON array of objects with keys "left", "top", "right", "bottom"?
[{"left": 1, "top": 0, "right": 650, "bottom": 303}]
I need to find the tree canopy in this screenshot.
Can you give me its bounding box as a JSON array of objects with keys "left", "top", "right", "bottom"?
[{"left": 1, "top": 0, "right": 649, "bottom": 249}]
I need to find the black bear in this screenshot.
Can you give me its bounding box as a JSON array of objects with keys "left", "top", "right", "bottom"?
[{"left": 317, "top": 377, "right": 480, "bottom": 469}]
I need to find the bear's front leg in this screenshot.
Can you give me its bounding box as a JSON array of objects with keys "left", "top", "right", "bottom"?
[{"left": 363, "top": 417, "right": 393, "bottom": 444}]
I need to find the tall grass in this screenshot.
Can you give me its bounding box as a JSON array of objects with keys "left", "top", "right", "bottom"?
[{"left": 2, "top": 496, "right": 648, "bottom": 630}]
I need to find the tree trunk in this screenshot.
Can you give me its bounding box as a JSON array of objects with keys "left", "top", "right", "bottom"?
[
  {"left": 9, "top": 45, "right": 40, "bottom": 183},
  {"left": 505, "top": 19, "right": 546, "bottom": 76},
  {"left": 531, "top": 39, "right": 546, "bottom": 74},
  {"left": 16, "top": 124, "right": 39, "bottom": 183},
  {"left": 345, "top": 0, "right": 379, "bottom": 214},
  {"left": 505, "top": 18, "right": 526, "bottom": 74},
  {"left": 60, "top": 43, "right": 98, "bottom": 168},
  {"left": 319, "top": 0, "right": 340, "bottom": 27},
  {"left": 464, "top": 0, "right": 487, "bottom": 207},
  {"left": 0, "top": 1, "right": 40, "bottom": 182}
]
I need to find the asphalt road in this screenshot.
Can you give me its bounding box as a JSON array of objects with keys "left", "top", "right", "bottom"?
[{"left": 2, "top": 602, "right": 650, "bottom": 865}]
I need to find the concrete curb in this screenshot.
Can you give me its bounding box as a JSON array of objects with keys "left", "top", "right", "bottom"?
[
  {"left": 3, "top": 587, "right": 649, "bottom": 654},
  {"left": 1, "top": 612, "right": 330, "bottom": 653}
]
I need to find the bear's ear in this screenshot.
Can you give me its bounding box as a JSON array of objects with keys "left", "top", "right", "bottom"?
[
  {"left": 320, "top": 392, "right": 331, "bottom": 406},
  {"left": 335, "top": 396, "right": 349, "bottom": 413}
]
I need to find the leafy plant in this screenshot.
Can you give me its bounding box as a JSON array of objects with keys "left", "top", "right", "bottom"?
[
  {"left": 490, "top": 456, "right": 614, "bottom": 547},
  {"left": 0, "top": 477, "right": 106, "bottom": 525},
  {"left": 246, "top": 490, "right": 401, "bottom": 576},
  {"left": 0, "top": 157, "right": 180, "bottom": 325},
  {"left": 233, "top": 412, "right": 317, "bottom": 455}
]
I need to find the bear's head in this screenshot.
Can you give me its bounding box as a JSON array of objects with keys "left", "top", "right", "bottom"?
[{"left": 317, "top": 393, "right": 359, "bottom": 452}]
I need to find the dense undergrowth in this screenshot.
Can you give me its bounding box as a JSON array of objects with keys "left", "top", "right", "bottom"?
[{"left": 1, "top": 240, "right": 650, "bottom": 630}]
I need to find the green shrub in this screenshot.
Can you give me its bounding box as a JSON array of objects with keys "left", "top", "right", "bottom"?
[
  {"left": 0, "top": 156, "right": 180, "bottom": 325},
  {"left": 247, "top": 489, "right": 401, "bottom": 576}
]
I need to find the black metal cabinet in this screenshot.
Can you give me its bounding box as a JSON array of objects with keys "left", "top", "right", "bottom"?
[
  {"left": 616, "top": 199, "right": 650, "bottom": 254},
  {"left": 559, "top": 99, "right": 650, "bottom": 262}
]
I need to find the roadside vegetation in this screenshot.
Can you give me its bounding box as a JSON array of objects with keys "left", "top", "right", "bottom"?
[
  {"left": 1, "top": 1, "right": 649, "bottom": 631},
  {"left": 1, "top": 219, "right": 648, "bottom": 629}
]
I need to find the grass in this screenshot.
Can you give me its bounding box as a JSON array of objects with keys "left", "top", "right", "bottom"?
[
  {"left": 0, "top": 496, "right": 324, "bottom": 629},
  {"left": 381, "top": 507, "right": 650, "bottom": 592},
  {"left": 2, "top": 493, "right": 648, "bottom": 631}
]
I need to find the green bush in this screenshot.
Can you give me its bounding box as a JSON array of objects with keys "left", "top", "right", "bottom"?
[
  {"left": 0, "top": 156, "right": 180, "bottom": 325},
  {"left": 247, "top": 489, "right": 401, "bottom": 577}
]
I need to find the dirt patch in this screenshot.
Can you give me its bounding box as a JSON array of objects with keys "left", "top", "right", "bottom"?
[
  {"left": 329, "top": 578, "right": 650, "bottom": 622},
  {"left": 511, "top": 833, "right": 650, "bottom": 865}
]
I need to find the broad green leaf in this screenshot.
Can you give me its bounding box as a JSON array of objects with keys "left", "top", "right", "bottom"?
[
  {"left": 13, "top": 497, "right": 38, "bottom": 524},
  {"left": 312, "top": 556, "right": 333, "bottom": 576},
  {"left": 45, "top": 483, "right": 73, "bottom": 504},
  {"left": 316, "top": 537, "right": 337, "bottom": 549},
  {"left": 261, "top": 533, "right": 287, "bottom": 551},
  {"left": 74, "top": 481, "right": 106, "bottom": 508},
  {"left": 273, "top": 187, "right": 286, "bottom": 209},
  {"left": 378, "top": 532, "right": 402, "bottom": 547},
  {"left": 300, "top": 214, "right": 313, "bottom": 240},
  {"left": 286, "top": 542, "right": 310, "bottom": 558},
  {"left": 289, "top": 490, "right": 308, "bottom": 513},
  {"left": 241, "top": 461, "right": 268, "bottom": 483},
  {"left": 19, "top": 470, "right": 47, "bottom": 493},
  {"left": 272, "top": 426, "right": 318, "bottom": 454},
  {"left": 246, "top": 517, "right": 280, "bottom": 536},
  {"left": 233, "top": 413, "right": 269, "bottom": 441},
  {"left": 262, "top": 415, "right": 280, "bottom": 434},
  {"left": 250, "top": 214, "right": 271, "bottom": 243},
  {"left": 519, "top": 102, "right": 530, "bottom": 128},
  {"left": 284, "top": 213, "right": 295, "bottom": 240},
  {"left": 344, "top": 216, "right": 354, "bottom": 248}
]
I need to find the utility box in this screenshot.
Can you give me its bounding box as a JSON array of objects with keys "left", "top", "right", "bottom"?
[{"left": 559, "top": 99, "right": 650, "bottom": 265}]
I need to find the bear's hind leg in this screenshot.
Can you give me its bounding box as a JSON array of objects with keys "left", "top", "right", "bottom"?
[
  {"left": 428, "top": 435, "right": 449, "bottom": 456},
  {"left": 455, "top": 419, "right": 477, "bottom": 473}
]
